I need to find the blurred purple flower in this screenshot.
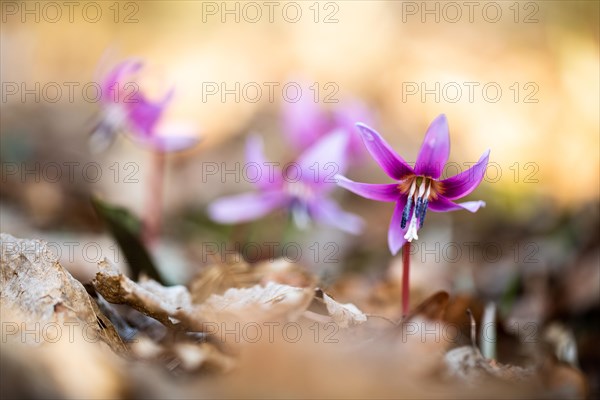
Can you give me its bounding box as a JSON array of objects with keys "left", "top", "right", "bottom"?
[
  {"left": 208, "top": 131, "right": 364, "bottom": 234},
  {"left": 92, "top": 59, "right": 199, "bottom": 152},
  {"left": 336, "top": 114, "right": 489, "bottom": 255},
  {"left": 282, "top": 94, "right": 372, "bottom": 160}
]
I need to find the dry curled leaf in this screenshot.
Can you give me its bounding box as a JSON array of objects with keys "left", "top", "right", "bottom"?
[
  {"left": 0, "top": 233, "right": 126, "bottom": 352},
  {"left": 93, "top": 261, "right": 314, "bottom": 335},
  {"left": 254, "top": 258, "right": 317, "bottom": 288},
  {"left": 189, "top": 258, "right": 257, "bottom": 304},
  {"left": 171, "top": 342, "right": 236, "bottom": 373},
  {"left": 189, "top": 257, "right": 316, "bottom": 305},
  {"left": 0, "top": 233, "right": 127, "bottom": 398},
  {"left": 405, "top": 291, "right": 450, "bottom": 322},
  {"left": 445, "top": 346, "right": 536, "bottom": 383},
  {"left": 320, "top": 292, "right": 367, "bottom": 328},
  {"left": 197, "top": 281, "right": 315, "bottom": 324},
  {"left": 92, "top": 259, "right": 196, "bottom": 329}
]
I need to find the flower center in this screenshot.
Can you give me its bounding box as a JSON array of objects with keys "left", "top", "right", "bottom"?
[
  {"left": 285, "top": 181, "right": 315, "bottom": 202},
  {"left": 399, "top": 176, "right": 439, "bottom": 242},
  {"left": 103, "top": 103, "right": 129, "bottom": 131},
  {"left": 285, "top": 182, "right": 315, "bottom": 229}
]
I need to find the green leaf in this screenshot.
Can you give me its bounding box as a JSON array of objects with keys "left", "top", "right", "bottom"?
[{"left": 91, "top": 196, "right": 164, "bottom": 284}]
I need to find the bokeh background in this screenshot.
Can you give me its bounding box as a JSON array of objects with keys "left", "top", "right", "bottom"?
[{"left": 1, "top": 0, "right": 599, "bottom": 393}]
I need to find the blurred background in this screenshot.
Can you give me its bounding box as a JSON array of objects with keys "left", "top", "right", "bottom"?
[{"left": 1, "top": 0, "right": 599, "bottom": 393}]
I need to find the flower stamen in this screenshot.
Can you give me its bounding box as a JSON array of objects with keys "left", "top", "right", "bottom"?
[
  {"left": 404, "top": 178, "right": 427, "bottom": 241},
  {"left": 413, "top": 178, "right": 427, "bottom": 221},
  {"left": 419, "top": 182, "right": 431, "bottom": 227},
  {"left": 401, "top": 180, "right": 417, "bottom": 229}
]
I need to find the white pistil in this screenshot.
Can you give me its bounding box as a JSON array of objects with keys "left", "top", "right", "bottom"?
[{"left": 404, "top": 213, "right": 419, "bottom": 242}]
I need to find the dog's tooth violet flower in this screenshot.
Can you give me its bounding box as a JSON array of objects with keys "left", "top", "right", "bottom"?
[
  {"left": 336, "top": 114, "right": 489, "bottom": 255},
  {"left": 92, "top": 58, "right": 198, "bottom": 153},
  {"left": 208, "top": 131, "right": 364, "bottom": 234},
  {"left": 282, "top": 93, "right": 372, "bottom": 160}
]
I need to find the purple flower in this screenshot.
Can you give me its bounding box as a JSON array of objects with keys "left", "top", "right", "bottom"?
[
  {"left": 93, "top": 59, "right": 199, "bottom": 152},
  {"left": 336, "top": 114, "right": 489, "bottom": 255},
  {"left": 208, "top": 131, "right": 364, "bottom": 234},
  {"left": 282, "top": 94, "right": 372, "bottom": 160}
]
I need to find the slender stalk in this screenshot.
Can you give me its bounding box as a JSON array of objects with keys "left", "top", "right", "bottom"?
[
  {"left": 401, "top": 242, "right": 411, "bottom": 318},
  {"left": 143, "top": 150, "right": 165, "bottom": 248}
]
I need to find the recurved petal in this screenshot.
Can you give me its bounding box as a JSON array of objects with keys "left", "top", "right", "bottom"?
[
  {"left": 414, "top": 114, "right": 450, "bottom": 179},
  {"left": 388, "top": 196, "right": 409, "bottom": 255},
  {"left": 335, "top": 175, "right": 399, "bottom": 202},
  {"left": 441, "top": 149, "right": 490, "bottom": 200},
  {"left": 428, "top": 195, "right": 486, "bottom": 213},
  {"left": 282, "top": 94, "right": 329, "bottom": 150},
  {"left": 246, "top": 134, "right": 267, "bottom": 165},
  {"left": 332, "top": 99, "right": 372, "bottom": 158},
  {"left": 126, "top": 90, "right": 173, "bottom": 136},
  {"left": 142, "top": 135, "right": 199, "bottom": 153},
  {"left": 297, "top": 130, "right": 349, "bottom": 187},
  {"left": 311, "top": 198, "right": 364, "bottom": 235},
  {"left": 136, "top": 121, "right": 200, "bottom": 152},
  {"left": 355, "top": 123, "right": 414, "bottom": 180},
  {"left": 246, "top": 134, "right": 282, "bottom": 189},
  {"left": 207, "top": 191, "right": 288, "bottom": 224},
  {"left": 101, "top": 59, "right": 143, "bottom": 103}
]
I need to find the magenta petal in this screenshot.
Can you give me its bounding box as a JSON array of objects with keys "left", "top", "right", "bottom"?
[
  {"left": 297, "top": 130, "right": 349, "bottom": 187},
  {"left": 126, "top": 89, "right": 173, "bottom": 136},
  {"left": 332, "top": 100, "right": 372, "bottom": 158},
  {"left": 282, "top": 95, "right": 329, "bottom": 150},
  {"left": 336, "top": 175, "right": 399, "bottom": 202},
  {"left": 441, "top": 149, "right": 490, "bottom": 200},
  {"left": 101, "top": 59, "right": 143, "bottom": 103},
  {"left": 388, "top": 196, "right": 409, "bottom": 255},
  {"left": 245, "top": 135, "right": 282, "bottom": 189},
  {"left": 137, "top": 120, "right": 199, "bottom": 152},
  {"left": 141, "top": 135, "right": 199, "bottom": 152},
  {"left": 355, "top": 123, "right": 414, "bottom": 180},
  {"left": 428, "top": 195, "right": 486, "bottom": 213},
  {"left": 207, "top": 191, "right": 287, "bottom": 224},
  {"left": 414, "top": 114, "right": 450, "bottom": 179},
  {"left": 246, "top": 134, "right": 267, "bottom": 166},
  {"left": 310, "top": 198, "right": 364, "bottom": 235},
  {"left": 127, "top": 98, "right": 164, "bottom": 136},
  {"left": 139, "top": 136, "right": 198, "bottom": 153}
]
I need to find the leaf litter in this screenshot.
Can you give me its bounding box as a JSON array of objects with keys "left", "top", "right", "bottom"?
[{"left": 0, "top": 233, "right": 588, "bottom": 398}]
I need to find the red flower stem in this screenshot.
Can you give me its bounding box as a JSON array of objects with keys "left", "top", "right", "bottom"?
[
  {"left": 143, "top": 150, "right": 165, "bottom": 248},
  {"left": 401, "top": 242, "right": 411, "bottom": 318}
]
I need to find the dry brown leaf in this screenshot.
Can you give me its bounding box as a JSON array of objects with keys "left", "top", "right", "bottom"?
[
  {"left": 93, "top": 260, "right": 314, "bottom": 336},
  {"left": 0, "top": 233, "right": 126, "bottom": 352},
  {"left": 189, "top": 258, "right": 257, "bottom": 304},
  {"left": 92, "top": 259, "right": 196, "bottom": 329},
  {"left": 189, "top": 257, "right": 316, "bottom": 305},
  {"left": 445, "top": 346, "right": 536, "bottom": 383},
  {"left": 254, "top": 258, "right": 317, "bottom": 288},
  {"left": 1, "top": 312, "right": 127, "bottom": 399},
  {"left": 321, "top": 292, "right": 367, "bottom": 328},
  {"left": 129, "top": 335, "right": 236, "bottom": 373},
  {"left": 171, "top": 342, "right": 236, "bottom": 372},
  {"left": 0, "top": 233, "right": 127, "bottom": 398},
  {"left": 405, "top": 291, "right": 450, "bottom": 322},
  {"left": 197, "top": 281, "right": 314, "bottom": 324}
]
